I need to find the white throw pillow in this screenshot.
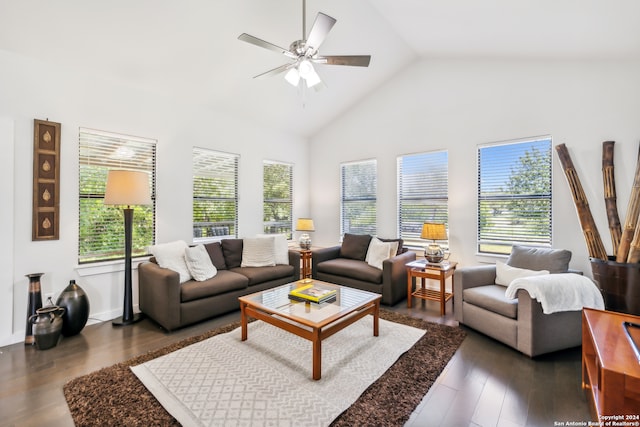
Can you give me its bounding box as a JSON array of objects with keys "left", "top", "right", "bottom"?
[
  {"left": 241, "top": 237, "right": 276, "bottom": 267},
  {"left": 256, "top": 233, "right": 289, "bottom": 265},
  {"left": 366, "top": 237, "right": 398, "bottom": 270},
  {"left": 495, "top": 261, "right": 549, "bottom": 286},
  {"left": 184, "top": 244, "right": 217, "bottom": 281},
  {"left": 149, "top": 240, "right": 192, "bottom": 283}
]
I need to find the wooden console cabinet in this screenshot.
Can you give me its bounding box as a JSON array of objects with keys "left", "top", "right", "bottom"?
[{"left": 582, "top": 308, "right": 640, "bottom": 418}]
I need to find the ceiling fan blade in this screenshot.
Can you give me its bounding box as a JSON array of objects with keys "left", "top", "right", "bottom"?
[
  {"left": 313, "top": 55, "right": 371, "bottom": 67},
  {"left": 305, "top": 12, "right": 336, "bottom": 54},
  {"left": 253, "top": 63, "right": 293, "bottom": 79},
  {"left": 238, "top": 33, "right": 296, "bottom": 59}
]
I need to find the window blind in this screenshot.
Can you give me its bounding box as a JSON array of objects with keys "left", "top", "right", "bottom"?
[
  {"left": 263, "top": 161, "right": 293, "bottom": 238},
  {"left": 341, "top": 159, "right": 377, "bottom": 236},
  {"left": 193, "top": 148, "right": 239, "bottom": 241},
  {"left": 397, "top": 151, "right": 448, "bottom": 248},
  {"left": 78, "top": 128, "right": 156, "bottom": 263},
  {"left": 477, "top": 137, "right": 552, "bottom": 255}
]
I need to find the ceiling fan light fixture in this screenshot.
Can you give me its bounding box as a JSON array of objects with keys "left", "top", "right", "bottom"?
[
  {"left": 298, "top": 59, "right": 313, "bottom": 77},
  {"left": 284, "top": 67, "right": 300, "bottom": 86},
  {"left": 304, "top": 67, "right": 322, "bottom": 88}
]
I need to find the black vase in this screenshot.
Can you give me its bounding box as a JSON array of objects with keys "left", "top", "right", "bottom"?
[
  {"left": 56, "top": 280, "right": 90, "bottom": 336},
  {"left": 25, "top": 273, "right": 44, "bottom": 345}
]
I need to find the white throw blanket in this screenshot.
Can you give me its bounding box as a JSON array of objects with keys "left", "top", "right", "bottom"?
[{"left": 505, "top": 273, "right": 605, "bottom": 314}]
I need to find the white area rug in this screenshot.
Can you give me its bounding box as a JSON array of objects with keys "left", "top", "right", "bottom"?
[{"left": 131, "top": 316, "right": 425, "bottom": 426}]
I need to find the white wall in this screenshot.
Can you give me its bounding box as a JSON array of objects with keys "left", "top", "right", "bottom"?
[
  {"left": 0, "top": 50, "right": 309, "bottom": 345},
  {"left": 0, "top": 118, "right": 15, "bottom": 345},
  {"left": 310, "top": 58, "right": 640, "bottom": 275}
]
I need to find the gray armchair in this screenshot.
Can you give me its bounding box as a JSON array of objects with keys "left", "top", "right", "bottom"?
[{"left": 454, "top": 246, "right": 583, "bottom": 357}]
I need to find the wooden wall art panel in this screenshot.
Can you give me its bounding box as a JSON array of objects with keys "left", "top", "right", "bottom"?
[{"left": 32, "top": 119, "right": 60, "bottom": 240}]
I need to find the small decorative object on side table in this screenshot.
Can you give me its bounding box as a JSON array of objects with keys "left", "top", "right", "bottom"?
[
  {"left": 406, "top": 259, "right": 457, "bottom": 315},
  {"left": 420, "top": 222, "right": 448, "bottom": 263},
  {"left": 295, "top": 218, "right": 315, "bottom": 249}
]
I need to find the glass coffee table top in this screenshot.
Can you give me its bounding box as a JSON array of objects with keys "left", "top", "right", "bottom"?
[{"left": 241, "top": 280, "right": 380, "bottom": 326}]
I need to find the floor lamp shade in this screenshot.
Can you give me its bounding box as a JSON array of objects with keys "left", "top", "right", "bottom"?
[
  {"left": 104, "top": 170, "right": 151, "bottom": 326},
  {"left": 104, "top": 170, "right": 151, "bottom": 206}
]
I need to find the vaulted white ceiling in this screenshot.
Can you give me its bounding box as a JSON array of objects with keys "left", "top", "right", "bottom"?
[{"left": 2, "top": 0, "right": 640, "bottom": 137}]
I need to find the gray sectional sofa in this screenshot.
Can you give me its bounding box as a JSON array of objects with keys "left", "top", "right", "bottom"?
[
  {"left": 139, "top": 238, "right": 300, "bottom": 331},
  {"left": 311, "top": 233, "right": 416, "bottom": 305}
]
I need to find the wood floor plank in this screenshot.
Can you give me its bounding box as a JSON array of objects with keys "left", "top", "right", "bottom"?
[
  {"left": 406, "top": 383, "right": 458, "bottom": 427},
  {"left": 439, "top": 375, "right": 485, "bottom": 426},
  {"left": 472, "top": 373, "right": 508, "bottom": 426}
]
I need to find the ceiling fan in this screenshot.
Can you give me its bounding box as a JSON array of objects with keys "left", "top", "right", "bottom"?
[{"left": 238, "top": 0, "right": 371, "bottom": 90}]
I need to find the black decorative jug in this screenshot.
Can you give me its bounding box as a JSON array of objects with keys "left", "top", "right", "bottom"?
[
  {"left": 29, "top": 306, "right": 65, "bottom": 350},
  {"left": 56, "top": 280, "right": 90, "bottom": 336}
]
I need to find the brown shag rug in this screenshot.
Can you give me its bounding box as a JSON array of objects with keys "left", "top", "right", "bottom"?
[{"left": 63, "top": 310, "right": 465, "bottom": 426}]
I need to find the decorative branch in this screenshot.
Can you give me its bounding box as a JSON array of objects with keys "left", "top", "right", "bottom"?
[
  {"left": 616, "top": 144, "right": 640, "bottom": 262},
  {"left": 627, "top": 216, "right": 640, "bottom": 262},
  {"left": 602, "top": 141, "right": 622, "bottom": 252},
  {"left": 555, "top": 143, "right": 608, "bottom": 261}
]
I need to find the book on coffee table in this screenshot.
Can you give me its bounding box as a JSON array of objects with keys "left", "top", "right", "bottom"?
[
  {"left": 288, "top": 294, "right": 337, "bottom": 304},
  {"left": 288, "top": 284, "right": 337, "bottom": 303}
]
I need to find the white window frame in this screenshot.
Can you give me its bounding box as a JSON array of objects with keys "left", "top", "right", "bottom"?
[
  {"left": 78, "top": 128, "right": 156, "bottom": 264},
  {"left": 263, "top": 160, "right": 293, "bottom": 239},
  {"left": 397, "top": 150, "right": 449, "bottom": 248},
  {"left": 477, "top": 136, "right": 553, "bottom": 255},
  {"left": 193, "top": 148, "right": 239, "bottom": 242},
  {"left": 340, "top": 159, "right": 377, "bottom": 236}
]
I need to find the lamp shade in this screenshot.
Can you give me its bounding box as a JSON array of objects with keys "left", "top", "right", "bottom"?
[
  {"left": 421, "top": 222, "right": 447, "bottom": 241},
  {"left": 295, "top": 218, "right": 315, "bottom": 232},
  {"left": 104, "top": 170, "right": 152, "bottom": 206}
]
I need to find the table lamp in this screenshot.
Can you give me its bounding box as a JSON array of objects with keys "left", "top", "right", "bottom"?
[
  {"left": 296, "top": 218, "right": 315, "bottom": 250},
  {"left": 104, "top": 169, "right": 151, "bottom": 326},
  {"left": 421, "top": 222, "right": 447, "bottom": 263}
]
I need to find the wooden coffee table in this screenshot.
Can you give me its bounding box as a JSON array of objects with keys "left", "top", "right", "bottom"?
[{"left": 238, "top": 280, "right": 381, "bottom": 380}]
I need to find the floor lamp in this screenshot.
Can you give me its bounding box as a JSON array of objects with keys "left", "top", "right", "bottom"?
[{"left": 104, "top": 170, "right": 151, "bottom": 326}]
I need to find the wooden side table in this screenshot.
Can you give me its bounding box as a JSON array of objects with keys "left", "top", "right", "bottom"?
[
  {"left": 406, "top": 260, "right": 457, "bottom": 315},
  {"left": 300, "top": 250, "right": 312, "bottom": 279},
  {"left": 582, "top": 308, "right": 640, "bottom": 418}
]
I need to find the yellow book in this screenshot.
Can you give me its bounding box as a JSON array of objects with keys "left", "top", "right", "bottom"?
[{"left": 289, "top": 284, "right": 337, "bottom": 303}]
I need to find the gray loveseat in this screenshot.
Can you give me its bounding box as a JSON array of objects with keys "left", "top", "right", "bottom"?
[
  {"left": 139, "top": 239, "right": 300, "bottom": 331},
  {"left": 311, "top": 233, "right": 416, "bottom": 305},
  {"left": 454, "top": 245, "right": 584, "bottom": 357}
]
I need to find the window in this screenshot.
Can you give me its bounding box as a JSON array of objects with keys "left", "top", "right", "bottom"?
[
  {"left": 263, "top": 161, "right": 293, "bottom": 238},
  {"left": 78, "top": 129, "right": 156, "bottom": 263},
  {"left": 397, "top": 151, "right": 448, "bottom": 248},
  {"left": 193, "top": 148, "right": 239, "bottom": 241},
  {"left": 478, "top": 136, "right": 552, "bottom": 255},
  {"left": 341, "top": 159, "right": 377, "bottom": 236}
]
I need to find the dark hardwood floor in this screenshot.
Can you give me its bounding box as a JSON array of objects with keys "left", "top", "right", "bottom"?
[{"left": 0, "top": 298, "right": 591, "bottom": 427}]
